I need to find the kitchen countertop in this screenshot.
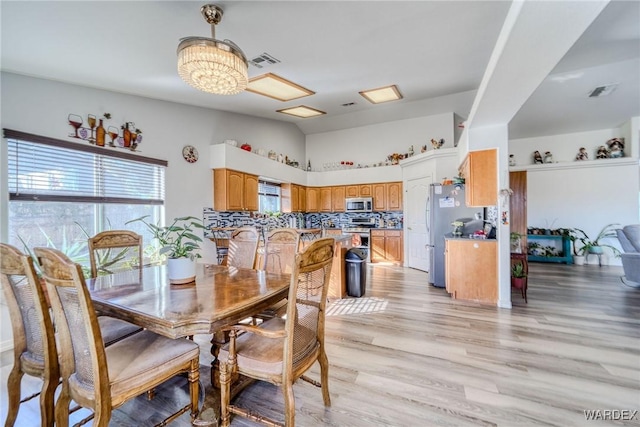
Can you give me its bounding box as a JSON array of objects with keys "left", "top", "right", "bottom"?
[{"left": 445, "top": 233, "right": 496, "bottom": 241}]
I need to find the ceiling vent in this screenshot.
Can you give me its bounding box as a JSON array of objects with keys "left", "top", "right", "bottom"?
[
  {"left": 249, "top": 53, "right": 281, "bottom": 69},
  {"left": 588, "top": 83, "right": 618, "bottom": 98},
  {"left": 341, "top": 102, "right": 357, "bottom": 107}
]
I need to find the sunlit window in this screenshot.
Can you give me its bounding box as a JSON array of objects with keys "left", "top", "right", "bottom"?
[{"left": 258, "top": 180, "right": 280, "bottom": 213}]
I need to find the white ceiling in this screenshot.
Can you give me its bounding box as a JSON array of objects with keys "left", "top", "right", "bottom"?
[{"left": 1, "top": 1, "right": 638, "bottom": 140}]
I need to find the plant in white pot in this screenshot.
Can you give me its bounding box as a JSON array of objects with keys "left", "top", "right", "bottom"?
[
  {"left": 570, "top": 224, "right": 621, "bottom": 265},
  {"left": 126, "top": 215, "right": 204, "bottom": 284}
]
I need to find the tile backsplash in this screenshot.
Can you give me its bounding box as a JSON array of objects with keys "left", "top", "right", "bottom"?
[{"left": 202, "top": 209, "right": 403, "bottom": 237}]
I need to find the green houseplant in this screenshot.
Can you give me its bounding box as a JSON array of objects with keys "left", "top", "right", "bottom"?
[
  {"left": 126, "top": 215, "right": 204, "bottom": 284},
  {"left": 511, "top": 261, "right": 527, "bottom": 289},
  {"left": 570, "top": 224, "right": 621, "bottom": 260}
]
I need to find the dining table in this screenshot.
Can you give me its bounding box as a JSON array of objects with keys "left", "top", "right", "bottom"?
[{"left": 86, "top": 262, "right": 291, "bottom": 425}]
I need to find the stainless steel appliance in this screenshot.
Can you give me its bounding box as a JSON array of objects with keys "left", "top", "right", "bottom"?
[
  {"left": 427, "top": 184, "right": 484, "bottom": 288},
  {"left": 345, "top": 197, "right": 373, "bottom": 213},
  {"left": 342, "top": 217, "right": 375, "bottom": 261}
]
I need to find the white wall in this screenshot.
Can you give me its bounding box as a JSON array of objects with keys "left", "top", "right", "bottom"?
[
  {"left": 509, "top": 127, "right": 634, "bottom": 166},
  {"left": 305, "top": 112, "right": 455, "bottom": 170},
  {"left": 525, "top": 161, "right": 638, "bottom": 265}
]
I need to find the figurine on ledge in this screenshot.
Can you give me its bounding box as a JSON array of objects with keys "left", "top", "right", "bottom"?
[
  {"left": 607, "top": 137, "right": 624, "bottom": 158},
  {"left": 533, "top": 150, "right": 543, "bottom": 164},
  {"left": 575, "top": 147, "right": 589, "bottom": 161}
]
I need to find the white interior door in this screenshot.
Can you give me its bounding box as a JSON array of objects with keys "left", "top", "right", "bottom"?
[{"left": 406, "top": 176, "right": 432, "bottom": 272}]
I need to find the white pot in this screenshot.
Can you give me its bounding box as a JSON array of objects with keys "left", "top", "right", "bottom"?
[
  {"left": 167, "top": 257, "right": 196, "bottom": 284},
  {"left": 573, "top": 255, "right": 585, "bottom": 266}
]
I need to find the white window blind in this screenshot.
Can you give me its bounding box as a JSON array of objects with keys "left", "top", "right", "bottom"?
[{"left": 5, "top": 129, "right": 166, "bottom": 204}]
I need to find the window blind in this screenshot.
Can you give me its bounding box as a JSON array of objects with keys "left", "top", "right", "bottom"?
[
  {"left": 5, "top": 130, "right": 166, "bottom": 205},
  {"left": 258, "top": 180, "right": 280, "bottom": 197}
]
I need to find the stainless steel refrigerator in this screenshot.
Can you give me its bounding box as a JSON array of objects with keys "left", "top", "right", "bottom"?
[{"left": 427, "top": 184, "right": 484, "bottom": 288}]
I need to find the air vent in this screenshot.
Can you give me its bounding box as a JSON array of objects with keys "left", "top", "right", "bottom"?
[
  {"left": 341, "top": 102, "right": 357, "bottom": 107},
  {"left": 249, "top": 53, "right": 281, "bottom": 69},
  {"left": 588, "top": 83, "right": 618, "bottom": 97}
]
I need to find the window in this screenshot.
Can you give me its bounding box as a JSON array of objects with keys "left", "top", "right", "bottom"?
[
  {"left": 258, "top": 180, "right": 281, "bottom": 213},
  {"left": 5, "top": 129, "right": 166, "bottom": 267}
]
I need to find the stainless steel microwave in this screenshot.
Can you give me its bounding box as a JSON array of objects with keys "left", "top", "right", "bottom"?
[{"left": 345, "top": 197, "right": 373, "bottom": 213}]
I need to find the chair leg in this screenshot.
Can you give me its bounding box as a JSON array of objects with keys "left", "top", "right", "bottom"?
[
  {"left": 92, "top": 406, "right": 112, "bottom": 427},
  {"left": 5, "top": 366, "right": 23, "bottom": 427},
  {"left": 219, "top": 362, "right": 231, "bottom": 427},
  {"left": 54, "top": 382, "right": 72, "bottom": 427},
  {"left": 40, "top": 372, "right": 58, "bottom": 427},
  {"left": 318, "top": 350, "right": 331, "bottom": 407},
  {"left": 282, "top": 381, "right": 295, "bottom": 427},
  {"left": 189, "top": 359, "right": 200, "bottom": 421}
]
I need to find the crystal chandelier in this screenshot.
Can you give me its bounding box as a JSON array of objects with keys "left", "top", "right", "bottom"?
[{"left": 177, "top": 4, "right": 248, "bottom": 95}]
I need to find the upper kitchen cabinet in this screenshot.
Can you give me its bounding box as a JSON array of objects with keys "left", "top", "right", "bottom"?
[
  {"left": 372, "top": 183, "right": 386, "bottom": 211},
  {"left": 386, "top": 182, "right": 403, "bottom": 211},
  {"left": 306, "top": 187, "right": 320, "bottom": 213},
  {"left": 345, "top": 184, "right": 372, "bottom": 198},
  {"left": 332, "top": 186, "right": 346, "bottom": 212},
  {"left": 281, "top": 183, "right": 306, "bottom": 213},
  {"left": 372, "top": 182, "right": 402, "bottom": 211},
  {"left": 213, "top": 169, "right": 258, "bottom": 211},
  {"left": 459, "top": 149, "right": 497, "bottom": 207},
  {"left": 320, "top": 187, "right": 333, "bottom": 212}
]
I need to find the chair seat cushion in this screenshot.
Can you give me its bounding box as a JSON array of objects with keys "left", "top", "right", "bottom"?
[
  {"left": 69, "top": 330, "right": 199, "bottom": 405},
  {"left": 219, "top": 316, "right": 319, "bottom": 378},
  {"left": 98, "top": 316, "right": 143, "bottom": 346}
]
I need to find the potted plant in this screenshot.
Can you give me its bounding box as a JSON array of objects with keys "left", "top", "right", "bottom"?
[
  {"left": 570, "top": 224, "right": 621, "bottom": 264},
  {"left": 126, "top": 215, "right": 204, "bottom": 284},
  {"left": 511, "top": 261, "right": 527, "bottom": 289}
]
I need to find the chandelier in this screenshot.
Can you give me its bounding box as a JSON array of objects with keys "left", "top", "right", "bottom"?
[{"left": 177, "top": 4, "right": 248, "bottom": 95}]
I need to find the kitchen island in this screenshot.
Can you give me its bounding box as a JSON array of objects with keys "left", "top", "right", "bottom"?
[
  {"left": 302, "top": 234, "right": 353, "bottom": 299},
  {"left": 444, "top": 235, "right": 497, "bottom": 304}
]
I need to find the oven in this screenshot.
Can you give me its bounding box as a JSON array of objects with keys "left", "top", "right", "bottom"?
[{"left": 342, "top": 218, "right": 375, "bottom": 262}]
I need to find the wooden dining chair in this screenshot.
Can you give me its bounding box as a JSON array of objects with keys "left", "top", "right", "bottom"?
[
  {"left": 88, "top": 230, "right": 143, "bottom": 278},
  {"left": 211, "top": 228, "right": 231, "bottom": 265},
  {"left": 1, "top": 243, "right": 59, "bottom": 427},
  {"left": 227, "top": 226, "right": 260, "bottom": 269},
  {"left": 34, "top": 247, "right": 201, "bottom": 427},
  {"left": 88, "top": 230, "right": 145, "bottom": 345},
  {"left": 219, "top": 237, "right": 335, "bottom": 427},
  {"left": 254, "top": 228, "right": 300, "bottom": 321}
]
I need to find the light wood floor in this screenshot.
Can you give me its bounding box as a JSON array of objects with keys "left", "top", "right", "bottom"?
[{"left": 2, "top": 263, "right": 639, "bottom": 426}]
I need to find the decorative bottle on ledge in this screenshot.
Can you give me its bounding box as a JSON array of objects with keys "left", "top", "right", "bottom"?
[{"left": 96, "top": 119, "right": 106, "bottom": 147}]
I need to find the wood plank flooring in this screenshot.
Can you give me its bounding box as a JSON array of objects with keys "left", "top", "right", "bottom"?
[{"left": 2, "top": 263, "right": 639, "bottom": 426}]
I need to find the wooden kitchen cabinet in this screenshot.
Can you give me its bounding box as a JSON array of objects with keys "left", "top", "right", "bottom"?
[
  {"left": 332, "top": 186, "right": 346, "bottom": 212},
  {"left": 386, "top": 182, "right": 403, "bottom": 211},
  {"left": 370, "top": 229, "right": 403, "bottom": 265},
  {"left": 345, "top": 185, "right": 359, "bottom": 198},
  {"left": 281, "top": 183, "right": 306, "bottom": 212},
  {"left": 445, "top": 239, "right": 497, "bottom": 304},
  {"left": 298, "top": 185, "right": 306, "bottom": 212},
  {"left": 359, "top": 184, "right": 372, "bottom": 197},
  {"left": 306, "top": 187, "right": 320, "bottom": 212},
  {"left": 372, "top": 183, "right": 386, "bottom": 211},
  {"left": 459, "top": 149, "right": 497, "bottom": 207},
  {"left": 213, "top": 169, "right": 258, "bottom": 211},
  {"left": 320, "top": 187, "right": 333, "bottom": 212}
]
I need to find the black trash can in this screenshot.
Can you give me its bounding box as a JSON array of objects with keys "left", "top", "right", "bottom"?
[{"left": 345, "top": 248, "right": 367, "bottom": 297}]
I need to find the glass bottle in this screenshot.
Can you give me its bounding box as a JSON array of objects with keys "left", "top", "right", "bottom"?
[
  {"left": 123, "top": 122, "right": 131, "bottom": 148},
  {"left": 96, "top": 119, "right": 106, "bottom": 147}
]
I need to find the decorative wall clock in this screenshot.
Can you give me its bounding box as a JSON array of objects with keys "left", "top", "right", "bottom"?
[{"left": 182, "top": 145, "right": 198, "bottom": 163}]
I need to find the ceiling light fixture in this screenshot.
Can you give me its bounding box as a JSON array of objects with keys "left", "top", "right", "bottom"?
[
  {"left": 247, "top": 73, "right": 315, "bottom": 102},
  {"left": 177, "top": 4, "right": 248, "bottom": 95},
  {"left": 277, "top": 106, "right": 326, "bottom": 119},
  {"left": 359, "top": 85, "right": 403, "bottom": 104}
]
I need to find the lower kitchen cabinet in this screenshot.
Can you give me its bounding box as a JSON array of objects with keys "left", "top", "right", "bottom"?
[
  {"left": 371, "top": 229, "right": 403, "bottom": 265},
  {"left": 445, "top": 239, "right": 497, "bottom": 304}
]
